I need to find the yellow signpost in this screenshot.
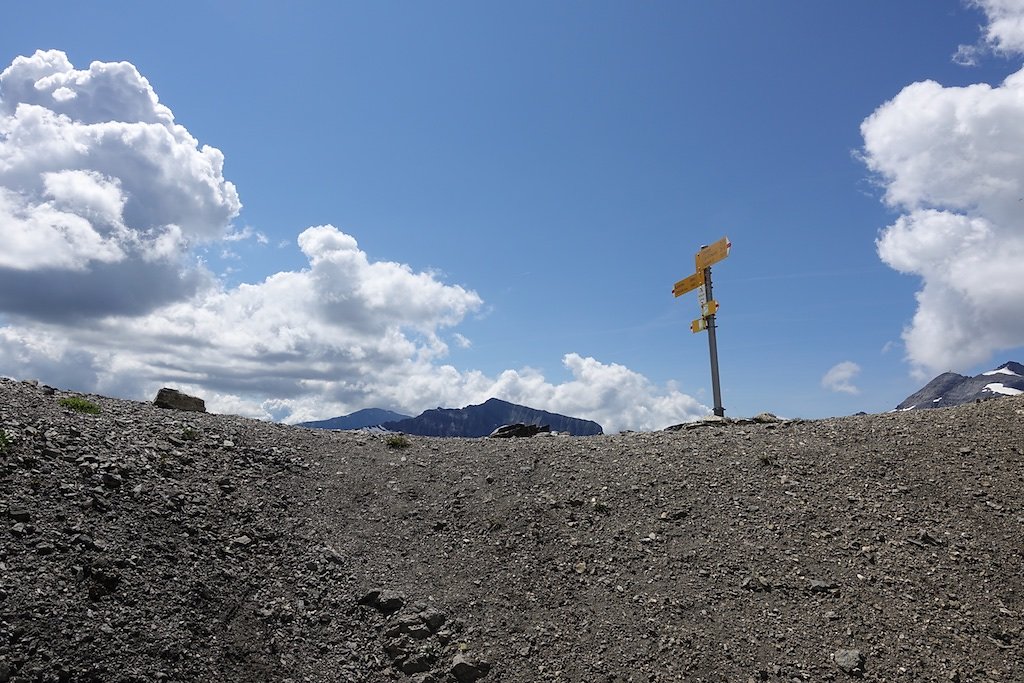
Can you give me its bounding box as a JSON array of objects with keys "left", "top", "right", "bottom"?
[
  {"left": 672, "top": 271, "right": 704, "bottom": 297},
  {"left": 695, "top": 236, "right": 731, "bottom": 270},
  {"left": 673, "top": 236, "right": 731, "bottom": 417}
]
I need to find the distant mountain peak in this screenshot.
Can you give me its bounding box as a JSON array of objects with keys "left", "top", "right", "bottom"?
[
  {"left": 896, "top": 361, "right": 1024, "bottom": 411},
  {"left": 984, "top": 361, "right": 1024, "bottom": 376},
  {"left": 298, "top": 408, "right": 411, "bottom": 431},
  {"left": 381, "top": 397, "right": 602, "bottom": 437}
]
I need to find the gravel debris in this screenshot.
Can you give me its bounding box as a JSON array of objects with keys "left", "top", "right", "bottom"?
[{"left": 0, "top": 378, "right": 1022, "bottom": 681}]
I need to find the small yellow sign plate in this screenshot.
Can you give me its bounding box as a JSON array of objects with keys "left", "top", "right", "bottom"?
[
  {"left": 695, "top": 236, "right": 731, "bottom": 271},
  {"left": 691, "top": 318, "right": 707, "bottom": 334},
  {"left": 702, "top": 299, "right": 719, "bottom": 317},
  {"left": 673, "top": 271, "right": 705, "bottom": 297}
]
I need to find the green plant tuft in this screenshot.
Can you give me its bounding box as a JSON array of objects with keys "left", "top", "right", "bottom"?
[
  {"left": 181, "top": 427, "right": 199, "bottom": 441},
  {"left": 59, "top": 396, "right": 102, "bottom": 414},
  {"left": 0, "top": 429, "right": 10, "bottom": 454},
  {"left": 385, "top": 434, "right": 411, "bottom": 449}
]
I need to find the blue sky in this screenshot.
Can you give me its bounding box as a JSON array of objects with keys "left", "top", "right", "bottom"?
[{"left": 2, "top": 1, "right": 1024, "bottom": 430}]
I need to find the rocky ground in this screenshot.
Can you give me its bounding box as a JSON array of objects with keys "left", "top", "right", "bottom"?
[{"left": 0, "top": 378, "right": 1021, "bottom": 683}]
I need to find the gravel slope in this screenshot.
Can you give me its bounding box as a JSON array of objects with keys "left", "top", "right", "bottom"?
[{"left": 1, "top": 378, "right": 1021, "bottom": 682}]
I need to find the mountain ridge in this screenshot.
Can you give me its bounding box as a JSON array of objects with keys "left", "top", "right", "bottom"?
[
  {"left": 381, "top": 397, "right": 603, "bottom": 437},
  {"left": 298, "top": 408, "right": 410, "bottom": 431},
  {"left": 896, "top": 360, "right": 1024, "bottom": 410}
]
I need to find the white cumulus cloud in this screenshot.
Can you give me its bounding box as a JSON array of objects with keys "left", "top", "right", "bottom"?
[
  {"left": 861, "top": 65, "right": 1024, "bottom": 376},
  {"left": 955, "top": 1, "right": 1024, "bottom": 64},
  {"left": 972, "top": 0, "right": 1024, "bottom": 55},
  {"left": 822, "top": 361, "right": 861, "bottom": 395},
  {"left": 0, "top": 49, "right": 240, "bottom": 317}
]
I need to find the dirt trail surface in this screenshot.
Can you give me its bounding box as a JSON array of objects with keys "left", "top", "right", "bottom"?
[{"left": 1, "top": 378, "right": 1022, "bottom": 683}]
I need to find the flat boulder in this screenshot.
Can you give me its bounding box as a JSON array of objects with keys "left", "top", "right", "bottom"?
[
  {"left": 488, "top": 423, "right": 550, "bottom": 438},
  {"left": 153, "top": 388, "right": 206, "bottom": 412}
]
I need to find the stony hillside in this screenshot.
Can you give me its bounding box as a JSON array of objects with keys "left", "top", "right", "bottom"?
[{"left": 0, "top": 378, "right": 1021, "bottom": 682}]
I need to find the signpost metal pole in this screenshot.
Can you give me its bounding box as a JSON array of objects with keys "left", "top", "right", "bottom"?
[
  {"left": 702, "top": 266, "right": 724, "bottom": 417},
  {"left": 672, "top": 236, "right": 730, "bottom": 418}
]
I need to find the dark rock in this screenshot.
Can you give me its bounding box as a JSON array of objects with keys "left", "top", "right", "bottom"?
[
  {"left": 488, "top": 423, "right": 550, "bottom": 438},
  {"left": 101, "top": 472, "right": 123, "bottom": 489},
  {"left": 376, "top": 590, "right": 405, "bottom": 615},
  {"left": 358, "top": 589, "right": 381, "bottom": 606},
  {"left": 90, "top": 567, "right": 121, "bottom": 594},
  {"left": 8, "top": 509, "right": 31, "bottom": 522},
  {"left": 383, "top": 637, "right": 414, "bottom": 660},
  {"left": 399, "top": 652, "right": 435, "bottom": 674},
  {"left": 451, "top": 653, "right": 491, "bottom": 682},
  {"left": 741, "top": 574, "right": 772, "bottom": 592},
  {"left": 153, "top": 388, "right": 206, "bottom": 413},
  {"left": 360, "top": 589, "right": 405, "bottom": 615},
  {"left": 808, "top": 579, "right": 838, "bottom": 593},
  {"left": 420, "top": 607, "right": 446, "bottom": 632}
]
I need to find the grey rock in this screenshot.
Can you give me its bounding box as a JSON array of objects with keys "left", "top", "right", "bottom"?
[
  {"left": 834, "top": 648, "right": 865, "bottom": 676},
  {"left": 451, "top": 653, "right": 491, "bottom": 681},
  {"left": 399, "top": 652, "right": 435, "bottom": 674},
  {"left": 383, "top": 636, "right": 414, "bottom": 660},
  {"left": 101, "top": 472, "right": 123, "bottom": 489},
  {"left": 360, "top": 589, "right": 406, "bottom": 615},
  {"left": 153, "top": 387, "right": 206, "bottom": 412},
  {"left": 420, "top": 607, "right": 447, "bottom": 632},
  {"left": 409, "top": 674, "right": 438, "bottom": 683},
  {"left": 376, "top": 590, "right": 406, "bottom": 615},
  {"left": 809, "top": 579, "right": 837, "bottom": 593},
  {"left": 741, "top": 574, "right": 772, "bottom": 592}
]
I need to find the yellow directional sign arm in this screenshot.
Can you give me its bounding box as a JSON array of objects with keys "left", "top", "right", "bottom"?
[
  {"left": 695, "top": 236, "right": 731, "bottom": 270},
  {"left": 673, "top": 271, "right": 705, "bottom": 297}
]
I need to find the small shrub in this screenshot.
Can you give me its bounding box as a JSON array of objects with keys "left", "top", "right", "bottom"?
[
  {"left": 59, "top": 396, "right": 101, "bottom": 414},
  {"left": 385, "top": 434, "right": 411, "bottom": 450},
  {"left": 181, "top": 427, "right": 199, "bottom": 441},
  {"left": 0, "top": 430, "right": 10, "bottom": 454}
]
